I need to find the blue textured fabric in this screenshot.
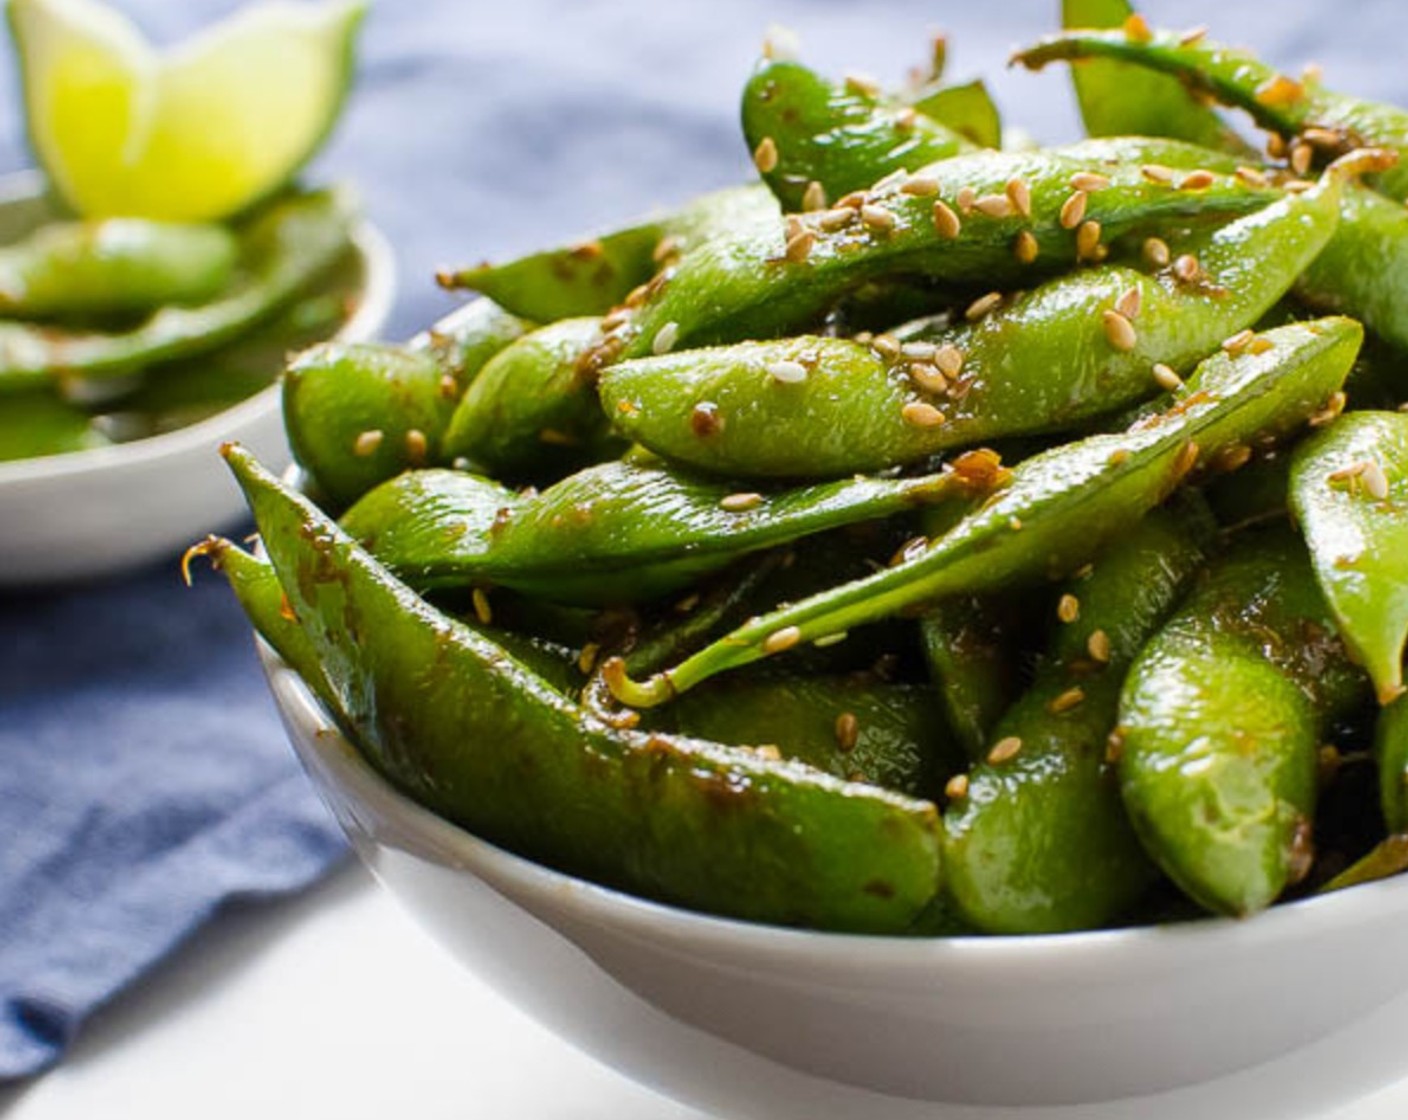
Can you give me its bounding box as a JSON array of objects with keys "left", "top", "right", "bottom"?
[{"left": 2, "top": 0, "right": 1407, "bottom": 1084}]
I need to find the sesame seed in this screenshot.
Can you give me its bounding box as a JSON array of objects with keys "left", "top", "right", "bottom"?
[
  {"left": 872, "top": 333, "right": 901, "bottom": 358},
  {"left": 1102, "top": 309, "right": 1138, "bottom": 352},
  {"left": 756, "top": 744, "right": 783, "bottom": 761},
  {"left": 934, "top": 344, "right": 965, "bottom": 377},
  {"left": 1179, "top": 24, "right": 1209, "bottom": 45},
  {"left": 987, "top": 736, "right": 1023, "bottom": 764},
  {"left": 835, "top": 712, "right": 860, "bottom": 752},
  {"left": 1105, "top": 729, "right": 1125, "bottom": 764},
  {"left": 1327, "top": 460, "right": 1369, "bottom": 484},
  {"left": 1309, "top": 391, "right": 1347, "bottom": 427},
  {"left": 720, "top": 491, "right": 764, "bottom": 512},
  {"left": 1362, "top": 460, "right": 1391, "bottom": 500},
  {"left": 690, "top": 401, "right": 724, "bottom": 436},
  {"left": 1006, "top": 176, "right": 1032, "bottom": 217},
  {"left": 945, "top": 773, "right": 970, "bottom": 800},
  {"left": 1070, "top": 171, "right": 1110, "bottom": 192},
  {"left": 601, "top": 308, "right": 630, "bottom": 330},
  {"left": 972, "top": 193, "right": 1013, "bottom": 218},
  {"left": 956, "top": 186, "right": 977, "bottom": 214},
  {"left": 845, "top": 71, "right": 882, "bottom": 98},
  {"left": 861, "top": 203, "right": 897, "bottom": 232},
  {"left": 1143, "top": 237, "right": 1171, "bottom": 267},
  {"left": 908, "top": 362, "right": 948, "bottom": 394},
  {"left": 1222, "top": 328, "right": 1255, "bottom": 355},
  {"left": 1141, "top": 163, "right": 1175, "bottom": 184},
  {"left": 814, "top": 631, "right": 848, "bottom": 648},
  {"left": 1152, "top": 363, "right": 1183, "bottom": 392},
  {"left": 570, "top": 240, "right": 604, "bottom": 260},
  {"left": 1173, "top": 253, "right": 1201, "bottom": 282},
  {"left": 1302, "top": 127, "right": 1342, "bottom": 148},
  {"left": 784, "top": 230, "right": 816, "bottom": 263},
  {"left": 932, "top": 199, "right": 962, "bottom": 238},
  {"left": 836, "top": 190, "right": 867, "bottom": 209},
  {"left": 753, "top": 136, "right": 779, "bottom": 174},
  {"left": 766, "top": 358, "right": 808, "bottom": 384},
  {"left": 652, "top": 321, "right": 680, "bottom": 354},
  {"left": 1266, "top": 133, "right": 1288, "bottom": 159},
  {"left": 404, "top": 428, "right": 429, "bottom": 465},
  {"left": 1215, "top": 444, "right": 1253, "bottom": 472},
  {"left": 438, "top": 373, "right": 459, "bottom": 399},
  {"left": 1247, "top": 336, "right": 1274, "bottom": 355},
  {"left": 1048, "top": 687, "right": 1086, "bottom": 714},
  {"left": 1057, "top": 593, "right": 1080, "bottom": 623},
  {"left": 1235, "top": 165, "right": 1269, "bottom": 188},
  {"left": 801, "top": 180, "right": 828, "bottom": 211},
  {"left": 1180, "top": 169, "right": 1216, "bottom": 190},
  {"left": 1115, "top": 286, "right": 1142, "bottom": 320},
  {"left": 965, "top": 291, "right": 1003, "bottom": 320},
  {"left": 652, "top": 235, "right": 682, "bottom": 264},
  {"left": 901, "top": 340, "right": 937, "bottom": 360},
  {"left": 819, "top": 207, "right": 855, "bottom": 232},
  {"left": 784, "top": 214, "right": 805, "bottom": 241},
  {"left": 472, "top": 587, "right": 493, "bottom": 625},
  {"left": 353, "top": 429, "right": 383, "bottom": 457},
  {"left": 1255, "top": 74, "right": 1304, "bottom": 109},
  {"left": 1283, "top": 178, "right": 1315, "bottom": 193},
  {"left": 1087, "top": 629, "right": 1112, "bottom": 663},
  {"left": 763, "top": 626, "right": 803, "bottom": 654},
  {"left": 1076, "top": 219, "right": 1102, "bottom": 261},
  {"left": 1290, "top": 142, "right": 1313, "bottom": 176},
  {"left": 901, "top": 175, "right": 941, "bottom": 196},
  {"left": 902, "top": 400, "right": 947, "bottom": 428},
  {"left": 1011, "top": 229, "right": 1039, "bottom": 264},
  {"left": 1009, "top": 517, "right": 1023, "bottom": 531},
  {"left": 1059, "top": 189, "right": 1088, "bottom": 229},
  {"left": 578, "top": 642, "right": 600, "bottom": 674},
  {"left": 1108, "top": 448, "right": 1131, "bottom": 466},
  {"left": 1173, "top": 440, "right": 1200, "bottom": 480},
  {"left": 894, "top": 106, "right": 918, "bottom": 131},
  {"left": 761, "top": 23, "right": 800, "bottom": 61},
  {"left": 1123, "top": 12, "right": 1153, "bottom": 42}
]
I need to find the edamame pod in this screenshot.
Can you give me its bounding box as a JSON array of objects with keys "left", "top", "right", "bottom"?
[
  {"left": 911, "top": 80, "right": 1001, "bottom": 150},
  {"left": 1290, "top": 411, "right": 1408, "bottom": 704},
  {"left": 222, "top": 443, "right": 945, "bottom": 934},
  {"left": 1375, "top": 699, "right": 1408, "bottom": 834},
  {"left": 0, "top": 388, "right": 108, "bottom": 461},
  {"left": 1117, "top": 527, "right": 1369, "bottom": 916},
  {"left": 741, "top": 59, "right": 970, "bottom": 211},
  {"left": 919, "top": 595, "right": 1023, "bottom": 761},
  {"left": 604, "top": 317, "right": 1361, "bottom": 706},
  {"left": 0, "top": 219, "right": 237, "bottom": 321},
  {"left": 943, "top": 497, "right": 1214, "bottom": 934}
]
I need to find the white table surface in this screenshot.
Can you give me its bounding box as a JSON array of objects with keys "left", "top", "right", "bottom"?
[{"left": 6, "top": 864, "right": 1408, "bottom": 1120}]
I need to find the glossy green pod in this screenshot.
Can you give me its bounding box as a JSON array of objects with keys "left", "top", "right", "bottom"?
[
  {"left": 919, "top": 595, "right": 1023, "bottom": 762},
  {"left": 1118, "top": 527, "right": 1369, "bottom": 916},
  {"left": 0, "top": 388, "right": 108, "bottom": 461},
  {"left": 0, "top": 218, "right": 237, "bottom": 321},
  {"left": 741, "top": 59, "right": 970, "bottom": 211},
  {"left": 339, "top": 458, "right": 979, "bottom": 606},
  {"left": 943, "top": 498, "right": 1214, "bottom": 934},
  {"left": 599, "top": 139, "right": 1279, "bottom": 363},
  {"left": 222, "top": 443, "right": 944, "bottom": 934},
  {"left": 911, "top": 80, "right": 1001, "bottom": 150},
  {"left": 600, "top": 161, "right": 1348, "bottom": 478},
  {"left": 605, "top": 317, "right": 1361, "bottom": 706},
  {"left": 1376, "top": 700, "right": 1408, "bottom": 834},
  {"left": 440, "top": 316, "right": 622, "bottom": 479},
  {"left": 0, "top": 189, "right": 353, "bottom": 395},
  {"left": 439, "top": 186, "right": 776, "bottom": 321},
  {"left": 1290, "top": 411, "right": 1408, "bottom": 704}
]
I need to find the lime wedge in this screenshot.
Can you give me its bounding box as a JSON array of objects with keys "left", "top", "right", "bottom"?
[{"left": 7, "top": 0, "right": 366, "bottom": 221}]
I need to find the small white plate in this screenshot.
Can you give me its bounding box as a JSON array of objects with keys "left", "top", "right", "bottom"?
[{"left": 0, "top": 174, "right": 395, "bottom": 585}]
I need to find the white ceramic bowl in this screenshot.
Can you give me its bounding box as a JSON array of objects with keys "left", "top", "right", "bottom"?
[
  {"left": 0, "top": 174, "right": 395, "bottom": 585},
  {"left": 259, "top": 641, "right": 1408, "bottom": 1113}
]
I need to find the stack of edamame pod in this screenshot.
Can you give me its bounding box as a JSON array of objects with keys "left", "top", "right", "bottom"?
[{"left": 203, "top": 6, "right": 1408, "bottom": 936}]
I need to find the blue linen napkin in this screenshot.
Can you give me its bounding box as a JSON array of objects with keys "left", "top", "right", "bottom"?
[{"left": 2, "top": 0, "right": 1405, "bottom": 1084}]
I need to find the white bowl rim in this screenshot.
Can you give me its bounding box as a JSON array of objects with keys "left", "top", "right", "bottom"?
[
  {"left": 267, "top": 639, "right": 1408, "bottom": 970},
  {"left": 0, "top": 171, "right": 397, "bottom": 485}
]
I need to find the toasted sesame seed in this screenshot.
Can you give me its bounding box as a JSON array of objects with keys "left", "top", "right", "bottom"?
[
  {"left": 753, "top": 136, "right": 779, "bottom": 174},
  {"left": 1215, "top": 443, "right": 1253, "bottom": 472},
  {"left": 965, "top": 291, "right": 1003, "bottom": 321},
  {"left": 1070, "top": 171, "right": 1110, "bottom": 192},
  {"left": 1235, "top": 165, "right": 1269, "bottom": 188},
  {"left": 956, "top": 186, "right": 977, "bottom": 214},
  {"left": 1173, "top": 440, "right": 1200, "bottom": 479},
  {"left": 720, "top": 491, "right": 764, "bottom": 512},
  {"left": 690, "top": 401, "right": 724, "bottom": 436},
  {"left": 1102, "top": 309, "right": 1138, "bottom": 352},
  {"left": 404, "top": 428, "right": 429, "bottom": 464},
  {"left": 652, "top": 321, "right": 680, "bottom": 354},
  {"left": 902, "top": 400, "right": 947, "bottom": 428},
  {"left": 1108, "top": 447, "right": 1131, "bottom": 466},
  {"left": 814, "top": 631, "right": 848, "bottom": 648},
  {"left": 1143, "top": 237, "right": 1171, "bottom": 267},
  {"left": 1048, "top": 687, "right": 1086, "bottom": 714},
  {"left": 1173, "top": 253, "right": 1201, "bottom": 282},
  {"left": 1115, "top": 286, "right": 1142, "bottom": 320},
  {"left": 819, "top": 207, "right": 855, "bottom": 232},
  {"left": 861, "top": 203, "right": 897, "bottom": 232},
  {"left": 1302, "top": 127, "right": 1342, "bottom": 149},
  {"left": 987, "top": 736, "right": 1023, "bottom": 764},
  {"left": 1123, "top": 12, "right": 1152, "bottom": 42},
  {"left": 1327, "top": 460, "right": 1369, "bottom": 484},
  {"left": 578, "top": 642, "right": 600, "bottom": 674},
  {"left": 763, "top": 626, "right": 803, "bottom": 654},
  {"left": 972, "top": 193, "right": 1013, "bottom": 218},
  {"left": 1179, "top": 24, "right": 1209, "bottom": 45},
  {"left": 353, "top": 429, "right": 384, "bottom": 457},
  {"left": 472, "top": 587, "right": 493, "bottom": 625},
  {"left": 901, "top": 175, "right": 941, "bottom": 196},
  {"left": 1105, "top": 729, "right": 1126, "bottom": 764},
  {"left": 766, "top": 358, "right": 808, "bottom": 384},
  {"left": 1006, "top": 176, "right": 1032, "bottom": 217},
  {"left": 1290, "top": 142, "right": 1313, "bottom": 176},
  {"left": 801, "top": 180, "right": 828, "bottom": 212},
  {"left": 652, "top": 235, "right": 682, "bottom": 264},
  {"left": 872, "top": 333, "right": 901, "bottom": 358},
  {"left": 894, "top": 106, "right": 918, "bottom": 131},
  {"left": 1266, "top": 133, "right": 1288, "bottom": 159},
  {"left": 1141, "top": 163, "right": 1175, "bottom": 184},
  {"left": 1222, "top": 328, "right": 1255, "bottom": 355},
  {"left": 932, "top": 199, "right": 962, "bottom": 238},
  {"left": 1247, "top": 335, "right": 1275, "bottom": 355},
  {"left": 835, "top": 712, "right": 860, "bottom": 752},
  {"left": 1309, "top": 391, "right": 1347, "bottom": 427},
  {"left": 1076, "top": 219, "right": 1102, "bottom": 261},
  {"left": 945, "top": 773, "right": 970, "bottom": 800},
  {"left": 1180, "top": 169, "right": 1216, "bottom": 190},
  {"left": 1057, "top": 593, "right": 1080, "bottom": 623},
  {"left": 901, "top": 340, "right": 937, "bottom": 360},
  {"left": 569, "top": 240, "right": 604, "bottom": 260},
  {"left": 1009, "top": 517, "right": 1023, "bottom": 531},
  {"left": 1362, "top": 460, "right": 1391, "bottom": 501},
  {"left": 601, "top": 308, "right": 630, "bottom": 330},
  {"left": 845, "top": 71, "right": 882, "bottom": 98},
  {"left": 934, "top": 344, "right": 965, "bottom": 377},
  {"left": 1014, "top": 229, "right": 1040, "bottom": 264},
  {"left": 1255, "top": 74, "right": 1304, "bottom": 109},
  {"left": 784, "top": 214, "right": 805, "bottom": 241},
  {"left": 909, "top": 362, "right": 948, "bottom": 394},
  {"left": 836, "top": 190, "right": 867, "bottom": 210},
  {"left": 1087, "top": 629, "right": 1112, "bottom": 663},
  {"left": 1152, "top": 363, "right": 1183, "bottom": 392},
  {"left": 1059, "top": 189, "right": 1088, "bottom": 229},
  {"left": 785, "top": 230, "right": 816, "bottom": 263}
]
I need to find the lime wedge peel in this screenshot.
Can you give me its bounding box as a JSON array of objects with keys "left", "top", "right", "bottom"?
[{"left": 7, "top": 0, "right": 367, "bottom": 222}]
